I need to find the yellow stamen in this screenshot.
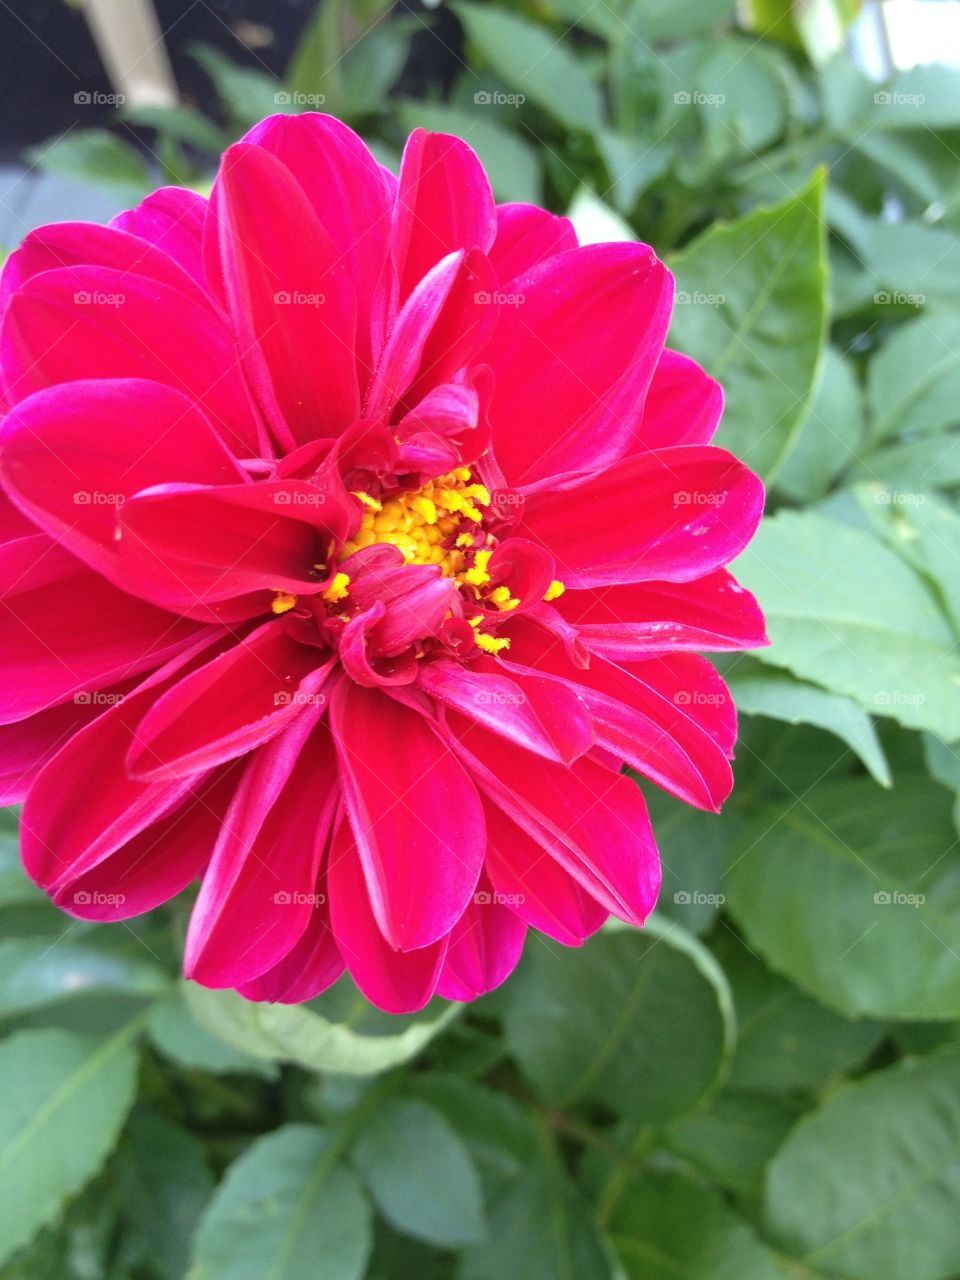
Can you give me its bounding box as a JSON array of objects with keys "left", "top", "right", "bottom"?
[
  {"left": 322, "top": 572, "right": 350, "bottom": 603},
  {"left": 543, "top": 579, "right": 566, "bottom": 602},
  {"left": 271, "top": 591, "right": 297, "bottom": 615},
  {"left": 475, "top": 632, "right": 511, "bottom": 654},
  {"left": 490, "top": 585, "right": 520, "bottom": 611},
  {"left": 352, "top": 491, "right": 382, "bottom": 512}
]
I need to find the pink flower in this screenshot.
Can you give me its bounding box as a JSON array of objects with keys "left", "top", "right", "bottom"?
[{"left": 0, "top": 116, "right": 765, "bottom": 1013}]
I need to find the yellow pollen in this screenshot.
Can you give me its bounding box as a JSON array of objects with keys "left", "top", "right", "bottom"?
[
  {"left": 463, "top": 549, "right": 493, "bottom": 587},
  {"left": 322, "top": 572, "right": 350, "bottom": 603},
  {"left": 271, "top": 591, "right": 297, "bottom": 615},
  {"left": 543, "top": 579, "right": 566, "bottom": 602},
  {"left": 475, "top": 632, "right": 511, "bottom": 654},
  {"left": 490, "top": 585, "right": 520, "bottom": 611},
  {"left": 352, "top": 491, "right": 382, "bottom": 512}
]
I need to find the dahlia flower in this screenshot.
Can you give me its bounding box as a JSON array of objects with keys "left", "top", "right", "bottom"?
[{"left": 0, "top": 115, "right": 765, "bottom": 1012}]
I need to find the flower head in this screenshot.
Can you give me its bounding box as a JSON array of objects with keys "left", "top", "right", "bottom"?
[{"left": 0, "top": 115, "right": 765, "bottom": 1012}]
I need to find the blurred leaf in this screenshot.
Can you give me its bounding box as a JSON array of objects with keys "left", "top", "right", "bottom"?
[
  {"left": 567, "top": 186, "right": 633, "bottom": 243},
  {"left": 644, "top": 792, "right": 738, "bottom": 935},
  {"left": 0, "top": 1025, "right": 140, "bottom": 1266},
  {"left": 726, "top": 662, "right": 891, "bottom": 786},
  {"left": 777, "top": 347, "right": 866, "bottom": 502},
  {"left": 190, "top": 45, "right": 282, "bottom": 128},
  {"left": 395, "top": 100, "right": 540, "bottom": 203},
  {"left": 121, "top": 104, "right": 228, "bottom": 155},
  {"left": 694, "top": 40, "right": 790, "bottom": 156},
  {"left": 733, "top": 510, "right": 960, "bottom": 739},
  {"left": 189, "top": 1124, "right": 371, "bottom": 1280},
  {"left": 147, "top": 990, "right": 277, "bottom": 1079},
  {"left": 115, "top": 1109, "right": 213, "bottom": 1280},
  {"left": 668, "top": 170, "right": 827, "bottom": 479},
  {"left": 504, "top": 919, "right": 734, "bottom": 1123},
  {"left": 454, "top": 4, "right": 604, "bottom": 132},
  {"left": 25, "top": 130, "right": 150, "bottom": 190},
  {"left": 726, "top": 777, "right": 960, "bottom": 1019},
  {"left": 351, "top": 1099, "right": 486, "bottom": 1248},
  {"left": 0, "top": 826, "right": 43, "bottom": 911},
  {"left": 0, "top": 939, "right": 167, "bottom": 1021},
  {"left": 713, "top": 933, "right": 885, "bottom": 1093},
  {"left": 765, "top": 1053, "right": 960, "bottom": 1280},
  {"left": 184, "top": 979, "right": 457, "bottom": 1076},
  {"left": 595, "top": 131, "right": 669, "bottom": 212},
  {"left": 610, "top": 1169, "right": 783, "bottom": 1279}
]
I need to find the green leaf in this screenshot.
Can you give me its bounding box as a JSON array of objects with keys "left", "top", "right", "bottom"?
[
  {"left": 25, "top": 130, "right": 151, "bottom": 190},
  {"left": 0, "top": 828, "right": 43, "bottom": 910},
  {"left": 726, "top": 777, "right": 960, "bottom": 1018},
  {"left": 727, "top": 662, "right": 891, "bottom": 786},
  {"left": 114, "top": 1110, "right": 213, "bottom": 1280},
  {"left": 121, "top": 104, "right": 227, "bottom": 154},
  {"left": 777, "top": 347, "right": 866, "bottom": 503},
  {"left": 567, "top": 187, "right": 633, "bottom": 244},
  {"left": 351, "top": 1099, "right": 486, "bottom": 1248},
  {"left": 395, "top": 100, "right": 540, "bottom": 203},
  {"left": 733, "top": 510, "right": 960, "bottom": 740},
  {"left": 453, "top": 4, "right": 604, "bottom": 132},
  {"left": 189, "top": 1125, "right": 371, "bottom": 1280},
  {"left": 867, "top": 311, "right": 960, "bottom": 444},
  {"left": 712, "top": 933, "right": 884, "bottom": 1093},
  {"left": 147, "top": 991, "right": 278, "bottom": 1079},
  {"left": 765, "top": 1053, "right": 960, "bottom": 1280},
  {"left": 0, "top": 939, "right": 167, "bottom": 1021},
  {"left": 643, "top": 790, "right": 738, "bottom": 935},
  {"left": 189, "top": 45, "right": 283, "bottom": 128},
  {"left": 184, "top": 979, "right": 457, "bottom": 1076},
  {"left": 668, "top": 170, "right": 827, "bottom": 479},
  {"left": 610, "top": 1169, "right": 783, "bottom": 1280},
  {"left": 0, "top": 1025, "right": 140, "bottom": 1265},
  {"left": 504, "top": 919, "right": 734, "bottom": 1123}
]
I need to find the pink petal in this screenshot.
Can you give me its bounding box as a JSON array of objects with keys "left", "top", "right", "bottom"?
[
  {"left": 484, "top": 801, "right": 608, "bottom": 946},
  {"left": 627, "top": 350, "right": 723, "bottom": 451},
  {"left": 393, "top": 130, "right": 496, "bottom": 304},
  {"left": 1, "top": 266, "right": 261, "bottom": 454},
  {"left": 235, "top": 874, "right": 344, "bottom": 1004},
  {"left": 557, "top": 570, "right": 767, "bottom": 659},
  {"left": 327, "top": 818, "right": 447, "bottom": 1014},
  {"left": 488, "top": 202, "right": 577, "bottom": 286},
  {"left": 519, "top": 446, "right": 764, "bottom": 587},
  {"left": 111, "top": 187, "right": 209, "bottom": 287},
  {"left": 126, "top": 623, "right": 333, "bottom": 781},
  {"left": 435, "top": 871, "right": 527, "bottom": 1002},
  {"left": 206, "top": 141, "right": 360, "bottom": 447},
  {"left": 485, "top": 243, "right": 673, "bottom": 486},
  {"left": 0, "top": 691, "right": 128, "bottom": 803},
  {"left": 330, "top": 681, "right": 485, "bottom": 950},
  {"left": 0, "top": 535, "right": 198, "bottom": 722},
  {"left": 0, "top": 380, "right": 246, "bottom": 584},
  {"left": 185, "top": 715, "right": 338, "bottom": 987}
]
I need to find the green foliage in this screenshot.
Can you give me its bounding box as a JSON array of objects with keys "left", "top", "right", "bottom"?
[{"left": 7, "top": 0, "right": 960, "bottom": 1275}]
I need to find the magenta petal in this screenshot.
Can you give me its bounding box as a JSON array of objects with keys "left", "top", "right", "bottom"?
[
  {"left": 127, "top": 624, "right": 334, "bottom": 781},
  {"left": 484, "top": 801, "right": 608, "bottom": 946},
  {"left": 627, "top": 350, "right": 724, "bottom": 451},
  {"left": 417, "top": 658, "right": 593, "bottom": 765},
  {"left": 558, "top": 570, "right": 768, "bottom": 660},
  {"left": 207, "top": 141, "right": 360, "bottom": 446},
  {"left": 451, "top": 718, "right": 661, "bottom": 927},
  {"left": 435, "top": 871, "right": 527, "bottom": 1002},
  {"left": 1, "top": 266, "right": 260, "bottom": 454},
  {"left": 327, "top": 819, "right": 447, "bottom": 1014},
  {"left": 485, "top": 243, "right": 673, "bottom": 485},
  {"left": 520, "top": 446, "right": 765, "bottom": 587},
  {"left": 0, "top": 380, "right": 246, "bottom": 583},
  {"left": 488, "top": 202, "right": 577, "bottom": 286},
  {"left": 235, "top": 878, "right": 344, "bottom": 1004},
  {"left": 0, "top": 535, "right": 198, "bottom": 722},
  {"left": 0, "top": 693, "right": 125, "bottom": 803},
  {"left": 330, "top": 681, "right": 485, "bottom": 950},
  {"left": 393, "top": 129, "right": 496, "bottom": 304},
  {"left": 111, "top": 187, "right": 209, "bottom": 287},
  {"left": 185, "top": 716, "right": 338, "bottom": 987}
]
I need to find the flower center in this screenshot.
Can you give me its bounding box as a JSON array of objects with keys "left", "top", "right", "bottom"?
[{"left": 343, "top": 467, "right": 496, "bottom": 585}]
